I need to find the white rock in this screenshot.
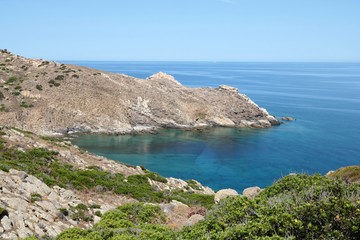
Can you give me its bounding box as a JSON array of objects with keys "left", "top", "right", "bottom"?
[
  {"left": 242, "top": 186, "right": 261, "bottom": 199},
  {"left": 17, "top": 227, "right": 33, "bottom": 239},
  {"left": 1, "top": 216, "right": 13, "bottom": 231},
  {"left": 184, "top": 214, "right": 204, "bottom": 227},
  {"left": 214, "top": 189, "right": 239, "bottom": 204},
  {"left": 5, "top": 198, "right": 28, "bottom": 212}
]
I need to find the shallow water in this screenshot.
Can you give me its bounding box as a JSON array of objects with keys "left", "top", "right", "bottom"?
[{"left": 69, "top": 62, "right": 360, "bottom": 192}]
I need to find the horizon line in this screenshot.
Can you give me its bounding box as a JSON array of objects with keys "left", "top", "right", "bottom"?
[{"left": 55, "top": 60, "right": 360, "bottom": 64}]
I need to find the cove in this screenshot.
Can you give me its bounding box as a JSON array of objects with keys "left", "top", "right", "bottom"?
[
  {"left": 69, "top": 61, "right": 360, "bottom": 192},
  {"left": 72, "top": 124, "right": 330, "bottom": 192}
]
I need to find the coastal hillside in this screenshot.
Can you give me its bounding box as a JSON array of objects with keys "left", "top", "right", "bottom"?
[
  {"left": 0, "top": 127, "right": 359, "bottom": 239},
  {"left": 0, "top": 50, "right": 278, "bottom": 135}
]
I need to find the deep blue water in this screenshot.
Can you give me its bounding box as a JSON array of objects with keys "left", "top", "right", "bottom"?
[{"left": 68, "top": 61, "right": 360, "bottom": 192}]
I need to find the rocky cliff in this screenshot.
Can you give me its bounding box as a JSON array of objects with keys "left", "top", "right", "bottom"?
[{"left": 0, "top": 50, "right": 278, "bottom": 135}]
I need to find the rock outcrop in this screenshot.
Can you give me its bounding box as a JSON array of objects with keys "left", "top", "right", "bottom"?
[
  {"left": 242, "top": 186, "right": 262, "bottom": 199},
  {"left": 0, "top": 169, "right": 135, "bottom": 239},
  {"left": 214, "top": 189, "right": 239, "bottom": 203},
  {"left": 0, "top": 50, "right": 279, "bottom": 136}
]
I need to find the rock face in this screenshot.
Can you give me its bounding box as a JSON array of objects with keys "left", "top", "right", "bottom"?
[
  {"left": 242, "top": 186, "right": 262, "bottom": 199},
  {"left": 214, "top": 189, "right": 239, "bottom": 203},
  {"left": 0, "top": 169, "right": 102, "bottom": 239},
  {"left": 0, "top": 50, "right": 279, "bottom": 135}
]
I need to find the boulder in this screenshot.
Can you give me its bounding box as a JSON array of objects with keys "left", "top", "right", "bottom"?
[
  {"left": 214, "top": 189, "right": 239, "bottom": 204},
  {"left": 183, "top": 214, "right": 204, "bottom": 227},
  {"left": 1, "top": 216, "right": 13, "bottom": 231},
  {"left": 242, "top": 186, "right": 261, "bottom": 199}
]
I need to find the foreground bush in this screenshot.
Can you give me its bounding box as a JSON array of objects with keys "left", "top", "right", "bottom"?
[
  {"left": 52, "top": 174, "right": 360, "bottom": 240},
  {"left": 181, "top": 174, "right": 360, "bottom": 239}
]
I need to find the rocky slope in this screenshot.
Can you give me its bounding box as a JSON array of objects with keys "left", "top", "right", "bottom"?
[
  {"left": 0, "top": 127, "right": 215, "bottom": 239},
  {"left": 0, "top": 49, "right": 278, "bottom": 135}
]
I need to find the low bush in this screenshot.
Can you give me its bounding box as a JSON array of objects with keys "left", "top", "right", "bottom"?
[
  {"left": 145, "top": 171, "right": 167, "bottom": 183},
  {"left": 20, "top": 101, "right": 34, "bottom": 108},
  {"left": 181, "top": 174, "right": 360, "bottom": 239},
  {"left": 0, "top": 91, "right": 5, "bottom": 100},
  {"left": 30, "top": 193, "right": 42, "bottom": 203},
  {"left": 36, "top": 84, "right": 43, "bottom": 91},
  {"left": 6, "top": 76, "right": 17, "bottom": 84}
]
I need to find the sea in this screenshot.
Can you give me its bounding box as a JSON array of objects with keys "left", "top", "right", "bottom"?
[{"left": 66, "top": 61, "right": 360, "bottom": 192}]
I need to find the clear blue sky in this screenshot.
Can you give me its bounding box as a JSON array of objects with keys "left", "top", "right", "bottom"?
[{"left": 2, "top": 0, "right": 360, "bottom": 61}]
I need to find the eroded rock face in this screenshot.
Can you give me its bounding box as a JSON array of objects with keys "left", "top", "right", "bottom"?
[
  {"left": 214, "top": 188, "right": 239, "bottom": 204},
  {"left": 0, "top": 51, "right": 279, "bottom": 135}
]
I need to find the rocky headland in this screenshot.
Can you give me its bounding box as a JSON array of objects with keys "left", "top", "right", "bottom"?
[{"left": 0, "top": 49, "right": 278, "bottom": 136}]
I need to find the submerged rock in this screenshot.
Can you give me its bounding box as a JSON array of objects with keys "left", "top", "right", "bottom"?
[{"left": 281, "top": 116, "right": 296, "bottom": 121}]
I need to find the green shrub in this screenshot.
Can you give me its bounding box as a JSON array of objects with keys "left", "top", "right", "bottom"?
[
  {"left": 48, "top": 79, "right": 60, "bottom": 87},
  {"left": 186, "top": 179, "right": 202, "bottom": 190},
  {"left": 145, "top": 172, "right": 167, "bottom": 183},
  {"left": 6, "top": 76, "right": 17, "bottom": 84},
  {"left": 89, "top": 204, "right": 101, "bottom": 209},
  {"left": 181, "top": 174, "right": 360, "bottom": 239},
  {"left": 55, "top": 75, "right": 65, "bottom": 80},
  {"left": 36, "top": 84, "right": 43, "bottom": 91},
  {"left": 0, "top": 104, "right": 6, "bottom": 112},
  {"left": 70, "top": 203, "right": 93, "bottom": 222},
  {"left": 20, "top": 101, "right": 34, "bottom": 108},
  {"left": 30, "top": 193, "right": 42, "bottom": 203},
  {"left": 94, "top": 210, "right": 102, "bottom": 217},
  {"left": 0, "top": 91, "right": 5, "bottom": 100},
  {"left": 59, "top": 208, "right": 69, "bottom": 216},
  {"left": 56, "top": 227, "right": 89, "bottom": 240}
]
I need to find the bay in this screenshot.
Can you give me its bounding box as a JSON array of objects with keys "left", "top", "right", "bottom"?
[{"left": 68, "top": 61, "right": 360, "bottom": 192}]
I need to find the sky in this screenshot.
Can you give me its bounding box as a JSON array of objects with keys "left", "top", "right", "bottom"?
[{"left": 1, "top": 0, "right": 360, "bottom": 61}]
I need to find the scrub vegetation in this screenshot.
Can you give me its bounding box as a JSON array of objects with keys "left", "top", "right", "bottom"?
[
  {"left": 0, "top": 136, "right": 213, "bottom": 207},
  {"left": 24, "top": 174, "right": 359, "bottom": 240},
  {"left": 1, "top": 133, "right": 358, "bottom": 239}
]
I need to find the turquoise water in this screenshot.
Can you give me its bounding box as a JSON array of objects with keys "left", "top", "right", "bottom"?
[{"left": 69, "top": 62, "right": 360, "bottom": 192}]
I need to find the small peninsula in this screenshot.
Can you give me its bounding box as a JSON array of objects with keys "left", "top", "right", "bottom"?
[{"left": 0, "top": 50, "right": 278, "bottom": 136}]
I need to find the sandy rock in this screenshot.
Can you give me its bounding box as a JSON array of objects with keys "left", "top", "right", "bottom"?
[
  {"left": 214, "top": 189, "right": 239, "bottom": 203},
  {"left": 243, "top": 186, "right": 261, "bottom": 199}
]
